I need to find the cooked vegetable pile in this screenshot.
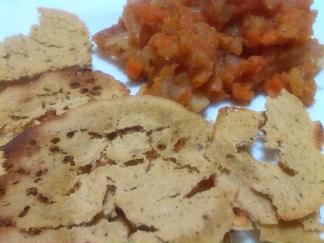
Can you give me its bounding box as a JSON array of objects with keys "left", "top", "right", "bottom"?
[{"left": 94, "top": 0, "right": 324, "bottom": 112}]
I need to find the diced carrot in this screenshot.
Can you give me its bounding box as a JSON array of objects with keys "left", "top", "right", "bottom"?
[
  {"left": 261, "top": 30, "right": 282, "bottom": 46},
  {"left": 141, "top": 4, "right": 165, "bottom": 24},
  {"left": 176, "top": 88, "right": 192, "bottom": 105},
  {"left": 264, "top": 74, "right": 284, "bottom": 97},
  {"left": 125, "top": 57, "right": 144, "bottom": 80},
  {"left": 231, "top": 83, "right": 254, "bottom": 103}
]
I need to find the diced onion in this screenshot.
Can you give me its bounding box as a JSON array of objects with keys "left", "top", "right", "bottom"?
[{"left": 105, "top": 32, "right": 130, "bottom": 50}]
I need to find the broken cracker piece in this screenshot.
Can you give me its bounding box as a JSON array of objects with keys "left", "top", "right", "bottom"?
[
  {"left": 0, "top": 8, "right": 91, "bottom": 82},
  {"left": 113, "top": 160, "right": 235, "bottom": 243},
  {"left": 0, "top": 68, "right": 129, "bottom": 147},
  {"left": 213, "top": 107, "right": 264, "bottom": 148},
  {"left": 259, "top": 222, "right": 324, "bottom": 243},
  {"left": 213, "top": 91, "right": 324, "bottom": 222},
  {"left": 211, "top": 108, "right": 278, "bottom": 225},
  {"left": 254, "top": 90, "right": 324, "bottom": 220},
  {"left": 263, "top": 90, "right": 322, "bottom": 171},
  {"left": 0, "top": 96, "right": 231, "bottom": 242},
  {"left": 301, "top": 212, "right": 324, "bottom": 232},
  {"left": 170, "top": 175, "right": 237, "bottom": 243},
  {"left": 0, "top": 165, "right": 111, "bottom": 229}
]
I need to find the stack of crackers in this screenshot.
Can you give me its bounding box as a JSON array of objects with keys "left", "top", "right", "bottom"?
[{"left": 0, "top": 8, "right": 323, "bottom": 243}]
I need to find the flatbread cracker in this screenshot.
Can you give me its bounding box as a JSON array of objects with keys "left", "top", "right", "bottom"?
[
  {"left": 212, "top": 91, "right": 324, "bottom": 221},
  {"left": 0, "top": 68, "right": 129, "bottom": 146},
  {"left": 0, "top": 8, "right": 91, "bottom": 82},
  {"left": 213, "top": 107, "right": 264, "bottom": 148},
  {"left": 254, "top": 91, "right": 324, "bottom": 220},
  {"left": 263, "top": 90, "right": 323, "bottom": 172},
  {"left": 211, "top": 108, "right": 278, "bottom": 225},
  {"left": 201, "top": 91, "right": 324, "bottom": 243},
  {"left": 0, "top": 166, "right": 113, "bottom": 229},
  {"left": 0, "top": 87, "right": 321, "bottom": 241},
  {"left": 114, "top": 163, "right": 235, "bottom": 243},
  {"left": 0, "top": 96, "right": 233, "bottom": 242}
]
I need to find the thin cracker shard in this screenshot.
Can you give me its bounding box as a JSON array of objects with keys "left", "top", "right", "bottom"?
[
  {"left": 0, "top": 166, "right": 111, "bottom": 229},
  {"left": 0, "top": 68, "right": 129, "bottom": 147},
  {"left": 0, "top": 8, "right": 91, "bottom": 82},
  {"left": 254, "top": 90, "right": 324, "bottom": 220},
  {"left": 211, "top": 108, "right": 278, "bottom": 224},
  {"left": 258, "top": 222, "right": 324, "bottom": 243},
  {"left": 300, "top": 212, "right": 324, "bottom": 232},
  {"left": 213, "top": 91, "right": 324, "bottom": 222}
]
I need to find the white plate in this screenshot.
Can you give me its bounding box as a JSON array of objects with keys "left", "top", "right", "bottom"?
[{"left": 0, "top": 1, "right": 323, "bottom": 242}]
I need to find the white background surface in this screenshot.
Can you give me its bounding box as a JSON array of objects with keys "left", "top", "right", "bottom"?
[{"left": 0, "top": 1, "right": 323, "bottom": 242}]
